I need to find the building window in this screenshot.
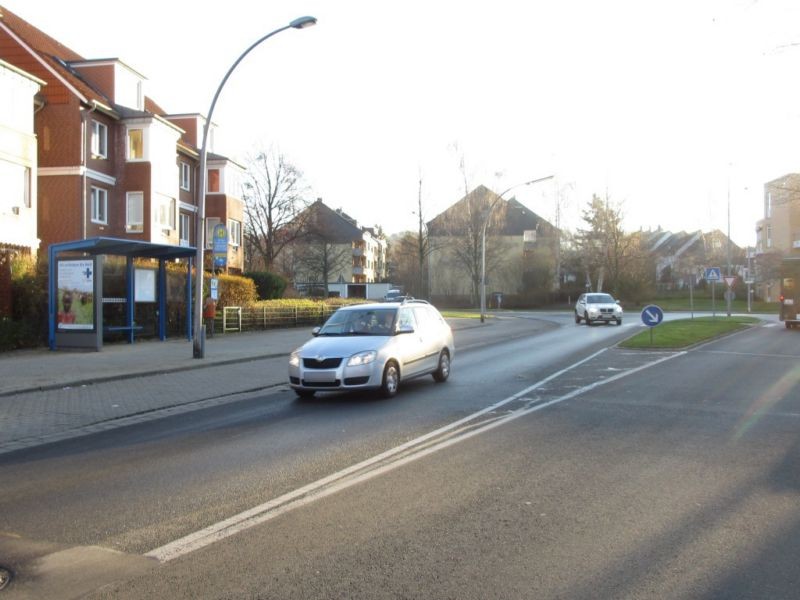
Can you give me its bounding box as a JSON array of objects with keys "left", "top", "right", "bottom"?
[
  {"left": 0, "top": 160, "right": 30, "bottom": 210},
  {"left": 91, "top": 187, "right": 108, "bottom": 224},
  {"left": 23, "top": 165, "right": 31, "bottom": 207},
  {"left": 126, "top": 192, "right": 143, "bottom": 232},
  {"left": 206, "top": 217, "right": 220, "bottom": 249},
  {"left": 127, "top": 128, "right": 144, "bottom": 160},
  {"left": 156, "top": 195, "right": 176, "bottom": 229},
  {"left": 767, "top": 225, "right": 773, "bottom": 248},
  {"left": 180, "top": 162, "right": 191, "bottom": 191},
  {"left": 91, "top": 120, "right": 107, "bottom": 158},
  {"left": 207, "top": 168, "right": 221, "bottom": 193},
  {"left": 179, "top": 213, "right": 191, "bottom": 247},
  {"left": 228, "top": 219, "right": 242, "bottom": 247}
]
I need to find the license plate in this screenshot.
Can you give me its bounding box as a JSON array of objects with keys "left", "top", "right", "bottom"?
[{"left": 303, "top": 370, "right": 336, "bottom": 383}]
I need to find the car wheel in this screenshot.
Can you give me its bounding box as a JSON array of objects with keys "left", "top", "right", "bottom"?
[
  {"left": 432, "top": 350, "right": 450, "bottom": 383},
  {"left": 584, "top": 311, "right": 592, "bottom": 325},
  {"left": 616, "top": 318, "right": 622, "bottom": 326},
  {"left": 294, "top": 388, "right": 315, "bottom": 399},
  {"left": 381, "top": 361, "right": 400, "bottom": 398},
  {"left": 575, "top": 312, "right": 581, "bottom": 324}
]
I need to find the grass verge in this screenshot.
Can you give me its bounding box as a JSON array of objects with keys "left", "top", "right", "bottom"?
[
  {"left": 619, "top": 316, "right": 761, "bottom": 349},
  {"left": 441, "top": 310, "right": 485, "bottom": 319}
]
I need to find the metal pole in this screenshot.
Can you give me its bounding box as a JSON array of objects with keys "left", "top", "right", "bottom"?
[
  {"left": 479, "top": 175, "right": 554, "bottom": 323},
  {"left": 192, "top": 16, "right": 317, "bottom": 358}
]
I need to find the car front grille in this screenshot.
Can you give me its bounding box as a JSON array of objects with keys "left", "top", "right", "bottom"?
[
  {"left": 344, "top": 376, "right": 370, "bottom": 385},
  {"left": 303, "top": 357, "right": 343, "bottom": 369},
  {"left": 599, "top": 308, "right": 614, "bottom": 314},
  {"left": 302, "top": 379, "right": 341, "bottom": 388}
]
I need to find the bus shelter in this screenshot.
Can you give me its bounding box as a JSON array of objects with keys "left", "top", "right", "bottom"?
[{"left": 48, "top": 237, "right": 197, "bottom": 351}]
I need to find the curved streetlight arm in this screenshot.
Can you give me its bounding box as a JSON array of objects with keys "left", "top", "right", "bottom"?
[
  {"left": 480, "top": 175, "right": 554, "bottom": 322},
  {"left": 193, "top": 17, "right": 316, "bottom": 358}
]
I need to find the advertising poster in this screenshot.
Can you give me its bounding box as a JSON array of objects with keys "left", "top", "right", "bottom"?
[
  {"left": 57, "top": 259, "right": 95, "bottom": 330},
  {"left": 213, "top": 223, "right": 228, "bottom": 269},
  {"left": 135, "top": 268, "right": 156, "bottom": 302}
]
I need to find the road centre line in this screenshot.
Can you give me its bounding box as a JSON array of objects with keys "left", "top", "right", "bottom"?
[{"left": 145, "top": 348, "right": 684, "bottom": 563}]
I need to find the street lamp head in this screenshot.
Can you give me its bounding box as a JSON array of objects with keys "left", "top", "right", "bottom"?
[{"left": 290, "top": 16, "right": 317, "bottom": 29}]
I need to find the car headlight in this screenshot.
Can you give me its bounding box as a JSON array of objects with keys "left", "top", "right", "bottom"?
[
  {"left": 347, "top": 350, "right": 377, "bottom": 367},
  {"left": 289, "top": 351, "right": 301, "bottom": 367}
]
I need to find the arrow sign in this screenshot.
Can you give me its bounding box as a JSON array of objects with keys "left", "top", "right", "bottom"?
[{"left": 641, "top": 304, "right": 664, "bottom": 328}]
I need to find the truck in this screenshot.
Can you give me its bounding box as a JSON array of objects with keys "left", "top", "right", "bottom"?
[{"left": 779, "top": 257, "right": 800, "bottom": 329}]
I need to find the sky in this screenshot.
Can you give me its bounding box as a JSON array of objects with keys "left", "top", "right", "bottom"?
[{"left": 6, "top": 0, "right": 800, "bottom": 246}]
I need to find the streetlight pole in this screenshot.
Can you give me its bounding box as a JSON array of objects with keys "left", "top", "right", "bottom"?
[
  {"left": 192, "top": 16, "right": 317, "bottom": 358},
  {"left": 480, "top": 175, "right": 554, "bottom": 323}
]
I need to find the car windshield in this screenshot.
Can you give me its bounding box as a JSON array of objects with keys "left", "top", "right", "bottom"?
[
  {"left": 587, "top": 294, "right": 615, "bottom": 304},
  {"left": 318, "top": 308, "right": 396, "bottom": 336}
]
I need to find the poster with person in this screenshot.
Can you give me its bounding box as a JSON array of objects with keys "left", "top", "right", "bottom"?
[{"left": 57, "top": 259, "right": 95, "bottom": 330}]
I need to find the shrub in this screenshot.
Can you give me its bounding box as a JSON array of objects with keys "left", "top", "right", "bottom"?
[{"left": 244, "top": 271, "right": 287, "bottom": 300}]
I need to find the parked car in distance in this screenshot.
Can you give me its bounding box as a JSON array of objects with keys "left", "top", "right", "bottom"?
[
  {"left": 383, "top": 289, "right": 407, "bottom": 302},
  {"left": 575, "top": 293, "right": 623, "bottom": 325},
  {"left": 289, "top": 300, "right": 454, "bottom": 399}
]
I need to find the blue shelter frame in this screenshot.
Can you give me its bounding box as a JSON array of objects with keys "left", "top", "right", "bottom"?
[{"left": 48, "top": 237, "right": 197, "bottom": 350}]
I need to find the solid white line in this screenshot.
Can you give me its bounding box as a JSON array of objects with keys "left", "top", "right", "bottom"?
[{"left": 145, "top": 347, "right": 683, "bottom": 563}]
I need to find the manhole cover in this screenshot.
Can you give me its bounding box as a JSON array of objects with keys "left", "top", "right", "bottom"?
[{"left": 0, "top": 567, "right": 11, "bottom": 591}]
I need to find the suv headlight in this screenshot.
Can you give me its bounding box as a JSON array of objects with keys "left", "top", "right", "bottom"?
[
  {"left": 289, "top": 351, "right": 301, "bottom": 367},
  {"left": 347, "top": 350, "right": 376, "bottom": 366}
]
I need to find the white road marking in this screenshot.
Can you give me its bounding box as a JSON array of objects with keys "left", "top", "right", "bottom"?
[{"left": 145, "top": 348, "right": 684, "bottom": 563}]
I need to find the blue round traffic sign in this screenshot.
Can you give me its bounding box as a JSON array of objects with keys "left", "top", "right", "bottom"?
[{"left": 641, "top": 304, "right": 664, "bottom": 328}]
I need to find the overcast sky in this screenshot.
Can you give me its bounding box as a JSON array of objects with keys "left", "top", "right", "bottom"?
[{"left": 7, "top": 0, "right": 800, "bottom": 246}]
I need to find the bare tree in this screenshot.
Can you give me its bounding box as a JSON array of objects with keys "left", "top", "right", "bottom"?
[
  {"left": 292, "top": 232, "right": 352, "bottom": 297},
  {"left": 575, "top": 193, "right": 651, "bottom": 298},
  {"left": 242, "top": 148, "right": 312, "bottom": 272}
]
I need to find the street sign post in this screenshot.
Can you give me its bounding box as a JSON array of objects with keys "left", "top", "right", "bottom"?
[
  {"left": 705, "top": 267, "right": 721, "bottom": 317},
  {"left": 641, "top": 304, "right": 664, "bottom": 344}
]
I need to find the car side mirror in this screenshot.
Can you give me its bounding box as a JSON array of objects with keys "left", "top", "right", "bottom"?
[
  {"left": 397, "top": 324, "right": 415, "bottom": 334},
  {"left": 311, "top": 326, "right": 321, "bottom": 337}
]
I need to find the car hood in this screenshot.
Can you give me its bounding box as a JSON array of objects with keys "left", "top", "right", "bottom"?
[{"left": 296, "top": 335, "right": 390, "bottom": 358}]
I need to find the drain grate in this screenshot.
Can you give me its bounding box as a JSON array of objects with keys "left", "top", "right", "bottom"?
[{"left": 0, "top": 567, "right": 11, "bottom": 591}]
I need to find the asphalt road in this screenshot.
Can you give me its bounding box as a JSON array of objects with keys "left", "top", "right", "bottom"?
[{"left": 1, "top": 313, "right": 798, "bottom": 599}]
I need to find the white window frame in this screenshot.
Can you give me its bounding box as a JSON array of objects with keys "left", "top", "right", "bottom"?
[
  {"left": 91, "top": 186, "right": 108, "bottom": 224},
  {"left": 91, "top": 120, "right": 108, "bottom": 158},
  {"left": 207, "top": 168, "right": 222, "bottom": 193},
  {"left": 179, "top": 213, "right": 191, "bottom": 247},
  {"left": 205, "top": 217, "right": 220, "bottom": 249},
  {"left": 126, "top": 192, "right": 144, "bottom": 233},
  {"left": 156, "top": 195, "right": 176, "bottom": 230},
  {"left": 229, "top": 219, "right": 242, "bottom": 247},
  {"left": 180, "top": 162, "right": 191, "bottom": 191}
]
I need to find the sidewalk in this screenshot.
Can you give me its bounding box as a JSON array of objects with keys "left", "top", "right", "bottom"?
[
  {"left": 0, "top": 318, "right": 495, "bottom": 455},
  {"left": 0, "top": 327, "right": 314, "bottom": 397}
]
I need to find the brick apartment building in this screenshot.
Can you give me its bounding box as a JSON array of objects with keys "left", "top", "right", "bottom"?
[{"left": 0, "top": 5, "right": 245, "bottom": 274}]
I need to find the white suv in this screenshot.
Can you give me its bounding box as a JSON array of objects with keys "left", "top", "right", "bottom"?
[{"left": 575, "top": 293, "right": 623, "bottom": 325}]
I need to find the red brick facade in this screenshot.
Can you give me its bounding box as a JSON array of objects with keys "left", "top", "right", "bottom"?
[{"left": 0, "top": 6, "right": 245, "bottom": 273}]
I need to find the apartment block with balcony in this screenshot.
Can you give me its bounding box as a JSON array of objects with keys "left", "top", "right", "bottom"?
[
  {"left": 754, "top": 174, "right": 800, "bottom": 300},
  {"left": 0, "top": 6, "right": 245, "bottom": 273},
  {"left": 276, "top": 199, "right": 387, "bottom": 290}
]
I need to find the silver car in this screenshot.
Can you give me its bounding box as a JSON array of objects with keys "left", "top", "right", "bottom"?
[
  {"left": 575, "top": 293, "right": 623, "bottom": 325},
  {"left": 288, "top": 300, "right": 454, "bottom": 398}
]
